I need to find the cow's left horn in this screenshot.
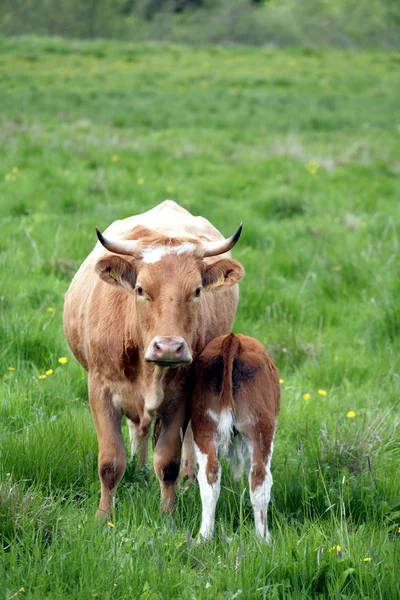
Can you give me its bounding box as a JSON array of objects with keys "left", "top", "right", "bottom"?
[
  {"left": 201, "top": 223, "right": 243, "bottom": 257},
  {"left": 96, "top": 227, "right": 141, "bottom": 257}
]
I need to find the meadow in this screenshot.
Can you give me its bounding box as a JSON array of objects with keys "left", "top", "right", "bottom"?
[{"left": 0, "top": 35, "right": 400, "bottom": 598}]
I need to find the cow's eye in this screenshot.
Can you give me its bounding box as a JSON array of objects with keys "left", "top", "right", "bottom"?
[
  {"left": 194, "top": 288, "right": 201, "bottom": 297},
  {"left": 137, "top": 286, "right": 144, "bottom": 296}
]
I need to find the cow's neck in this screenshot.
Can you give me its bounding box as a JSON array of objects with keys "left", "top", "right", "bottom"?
[{"left": 123, "top": 301, "right": 170, "bottom": 418}]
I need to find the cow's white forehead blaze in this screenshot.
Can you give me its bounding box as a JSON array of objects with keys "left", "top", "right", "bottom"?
[{"left": 141, "top": 242, "right": 197, "bottom": 264}]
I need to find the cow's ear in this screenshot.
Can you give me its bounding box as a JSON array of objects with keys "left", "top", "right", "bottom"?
[
  {"left": 202, "top": 259, "right": 244, "bottom": 292},
  {"left": 95, "top": 256, "right": 137, "bottom": 292}
]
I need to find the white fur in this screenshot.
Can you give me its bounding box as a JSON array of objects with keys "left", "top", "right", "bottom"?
[
  {"left": 127, "top": 418, "right": 149, "bottom": 464},
  {"left": 218, "top": 408, "right": 234, "bottom": 456},
  {"left": 195, "top": 442, "right": 221, "bottom": 539},
  {"left": 112, "top": 393, "right": 124, "bottom": 414},
  {"left": 207, "top": 409, "right": 219, "bottom": 423},
  {"left": 141, "top": 242, "right": 196, "bottom": 264},
  {"left": 248, "top": 441, "right": 274, "bottom": 540}
]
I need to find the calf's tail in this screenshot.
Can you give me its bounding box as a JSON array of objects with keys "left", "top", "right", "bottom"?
[{"left": 218, "top": 333, "right": 241, "bottom": 454}]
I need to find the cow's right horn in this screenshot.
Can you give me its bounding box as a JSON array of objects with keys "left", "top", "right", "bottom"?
[
  {"left": 201, "top": 223, "right": 243, "bottom": 257},
  {"left": 96, "top": 227, "right": 141, "bottom": 257}
]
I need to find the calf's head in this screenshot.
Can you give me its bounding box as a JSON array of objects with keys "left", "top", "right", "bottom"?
[{"left": 94, "top": 225, "right": 244, "bottom": 368}]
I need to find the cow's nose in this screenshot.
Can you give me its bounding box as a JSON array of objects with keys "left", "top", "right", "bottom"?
[{"left": 145, "top": 336, "right": 192, "bottom": 367}]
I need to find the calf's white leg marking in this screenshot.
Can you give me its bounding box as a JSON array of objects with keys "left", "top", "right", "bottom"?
[
  {"left": 195, "top": 442, "right": 221, "bottom": 539},
  {"left": 248, "top": 441, "right": 274, "bottom": 541}
]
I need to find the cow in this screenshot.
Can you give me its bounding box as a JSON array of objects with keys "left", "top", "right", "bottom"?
[
  {"left": 63, "top": 200, "right": 244, "bottom": 518},
  {"left": 191, "top": 333, "right": 280, "bottom": 541}
]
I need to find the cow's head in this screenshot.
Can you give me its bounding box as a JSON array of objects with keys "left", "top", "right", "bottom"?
[{"left": 94, "top": 225, "right": 244, "bottom": 368}]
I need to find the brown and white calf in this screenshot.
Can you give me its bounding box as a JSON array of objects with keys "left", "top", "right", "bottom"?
[
  {"left": 63, "top": 201, "right": 244, "bottom": 518},
  {"left": 191, "top": 333, "right": 280, "bottom": 540}
]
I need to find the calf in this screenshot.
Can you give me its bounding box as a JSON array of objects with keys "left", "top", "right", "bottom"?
[{"left": 191, "top": 333, "right": 280, "bottom": 540}]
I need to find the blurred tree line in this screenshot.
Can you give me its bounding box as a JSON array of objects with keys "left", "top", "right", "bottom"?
[{"left": 0, "top": 0, "right": 399, "bottom": 46}]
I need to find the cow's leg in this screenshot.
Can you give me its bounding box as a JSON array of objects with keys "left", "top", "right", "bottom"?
[
  {"left": 179, "top": 422, "right": 196, "bottom": 487},
  {"left": 127, "top": 418, "right": 149, "bottom": 466},
  {"left": 246, "top": 433, "right": 274, "bottom": 541},
  {"left": 153, "top": 405, "right": 186, "bottom": 512},
  {"left": 192, "top": 412, "right": 220, "bottom": 540},
  {"left": 89, "top": 378, "right": 126, "bottom": 519}
]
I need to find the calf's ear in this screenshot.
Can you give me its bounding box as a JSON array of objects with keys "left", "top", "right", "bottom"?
[
  {"left": 95, "top": 256, "right": 137, "bottom": 292},
  {"left": 202, "top": 259, "right": 244, "bottom": 292}
]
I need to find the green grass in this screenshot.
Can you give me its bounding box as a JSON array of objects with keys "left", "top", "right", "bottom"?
[{"left": 1, "top": 35, "right": 400, "bottom": 599}]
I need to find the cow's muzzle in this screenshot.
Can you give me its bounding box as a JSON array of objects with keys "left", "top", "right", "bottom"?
[{"left": 145, "top": 336, "right": 192, "bottom": 368}]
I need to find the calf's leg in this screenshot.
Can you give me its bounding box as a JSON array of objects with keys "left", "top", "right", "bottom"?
[
  {"left": 195, "top": 441, "right": 221, "bottom": 539},
  {"left": 192, "top": 412, "right": 220, "bottom": 540},
  {"left": 247, "top": 433, "right": 274, "bottom": 541},
  {"left": 179, "top": 422, "right": 196, "bottom": 487},
  {"left": 89, "top": 377, "right": 126, "bottom": 519},
  {"left": 127, "top": 418, "right": 149, "bottom": 466}
]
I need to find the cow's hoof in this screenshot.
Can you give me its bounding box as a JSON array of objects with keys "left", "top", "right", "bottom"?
[{"left": 95, "top": 508, "right": 111, "bottom": 523}]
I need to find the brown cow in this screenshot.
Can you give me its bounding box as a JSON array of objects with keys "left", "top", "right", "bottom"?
[
  {"left": 63, "top": 201, "right": 244, "bottom": 518},
  {"left": 191, "top": 333, "right": 280, "bottom": 540}
]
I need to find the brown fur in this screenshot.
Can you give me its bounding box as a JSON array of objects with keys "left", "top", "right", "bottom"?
[{"left": 191, "top": 333, "right": 280, "bottom": 538}]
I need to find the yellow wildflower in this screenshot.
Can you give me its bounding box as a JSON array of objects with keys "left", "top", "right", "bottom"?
[
  {"left": 363, "top": 557, "right": 371, "bottom": 562},
  {"left": 329, "top": 545, "right": 341, "bottom": 553},
  {"left": 177, "top": 541, "right": 183, "bottom": 548},
  {"left": 8, "top": 367, "right": 16, "bottom": 371},
  {"left": 303, "top": 393, "right": 310, "bottom": 401},
  {"left": 19, "top": 588, "right": 26, "bottom": 593},
  {"left": 38, "top": 375, "right": 46, "bottom": 380},
  {"left": 47, "top": 307, "right": 55, "bottom": 312},
  {"left": 346, "top": 411, "right": 356, "bottom": 418},
  {"left": 45, "top": 369, "right": 53, "bottom": 376},
  {"left": 305, "top": 160, "right": 320, "bottom": 176},
  {"left": 111, "top": 155, "right": 119, "bottom": 162},
  {"left": 12, "top": 166, "right": 19, "bottom": 173},
  {"left": 279, "top": 379, "right": 284, "bottom": 384},
  {"left": 108, "top": 522, "right": 115, "bottom": 528},
  {"left": 58, "top": 357, "right": 68, "bottom": 364},
  {"left": 137, "top": 178, "right": 144, "bottom": 185},
  {"left": 318, "top": 389, "right": 327, "bottom": 396}
]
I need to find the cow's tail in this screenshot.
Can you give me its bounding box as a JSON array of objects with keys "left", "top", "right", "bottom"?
[{"left": 218, "top": 333, "right": 241, "bottom": 455}]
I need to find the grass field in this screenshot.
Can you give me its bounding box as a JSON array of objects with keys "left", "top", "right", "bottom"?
[{"left": 0, "top": 35, "right": 400, "bottom": 599}]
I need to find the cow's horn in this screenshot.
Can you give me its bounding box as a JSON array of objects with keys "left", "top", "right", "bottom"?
[
  {"left": 96, "top": 227, "right": 140, "bottom": 257},
  {"left": 201, "top": 223, "right": 243, "bottom": 257}
]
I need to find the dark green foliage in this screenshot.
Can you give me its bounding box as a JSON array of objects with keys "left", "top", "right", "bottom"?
[{"left": 0, "top": 0, "right": 400, "bottom": 46}]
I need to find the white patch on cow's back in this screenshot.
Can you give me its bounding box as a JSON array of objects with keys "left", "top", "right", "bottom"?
[{"left": 141, "top": 242, "right": 196, "bottom": 264}]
